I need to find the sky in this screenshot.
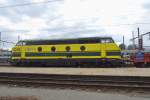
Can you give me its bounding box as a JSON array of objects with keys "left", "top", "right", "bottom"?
[{"left": 0, "top": 0, "right": 150, "bottom": 49}]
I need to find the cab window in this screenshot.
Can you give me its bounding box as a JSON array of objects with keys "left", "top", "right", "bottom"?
[
  {"left": 101, "top": 39, "right": 106, "bottom": 43},
  {"left": 16, "top": 41, "right": 26, "bottom": 46},
  {"left": 16, "top": 42, "right": 22, "bottom": 46},
  {"left": 22, "top": 42, "right": 26, "bottom": 46},
  {"left": 105, "top": 39, "right": 112, "bottom": 43},
  {"left": 101, "top": 38, "right": 114, "bottom": 43}
]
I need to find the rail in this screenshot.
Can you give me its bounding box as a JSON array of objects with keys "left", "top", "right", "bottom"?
[{"left": 0, "top": 73, "right": 150, "bottom": 89}]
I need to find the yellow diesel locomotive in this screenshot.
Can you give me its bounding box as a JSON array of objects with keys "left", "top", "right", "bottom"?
[{"left": 11, "top": 37, "right": 122, "bottom": 67}]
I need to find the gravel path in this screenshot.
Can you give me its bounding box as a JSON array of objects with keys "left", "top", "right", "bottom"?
[
  {"left": 0, "top": 85, "right": 150, "bottom": 100},
  {"left": 0, "top": 67, "right": 150, "bottom": 76}
]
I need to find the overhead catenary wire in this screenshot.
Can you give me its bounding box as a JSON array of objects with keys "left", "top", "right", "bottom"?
[
  {"left": 0, "top": 0, "right": 150, "bottom": 27},
  {"left": 0, "top": 30, "right": 29, "bottom": 33},
  {"left": 98, "top": 22, "right": 150, "bottom": 27},
  {"left": 0, "top": 40, "right": 15, "bottom": 44},
  {"left": 0, "top": 30, "right": 27, "bottom": 45},
  {"left": 0, "top": 0, "right": 62, "bottom": 8}
]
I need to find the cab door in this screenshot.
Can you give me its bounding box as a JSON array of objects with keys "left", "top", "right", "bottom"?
[{"left": 100, "top": 39, "right": 106, "bottom": 58}]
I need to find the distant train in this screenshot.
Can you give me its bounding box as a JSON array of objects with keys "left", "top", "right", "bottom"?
[
  {"left": 0, "top": 50, "right": 11, "bottom": 63},
  {"left": 11, "top": 37, "right": 123, "bottom": 67}
]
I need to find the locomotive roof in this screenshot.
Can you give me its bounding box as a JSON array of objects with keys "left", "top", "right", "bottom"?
[
  {"left": 19, "top": 37, "right": 114, "bottom": 45},
  {"left": 21, "top": 37, "right": 113, "bottom": 42}
]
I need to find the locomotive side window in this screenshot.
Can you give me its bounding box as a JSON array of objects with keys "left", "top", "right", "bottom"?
[
  {"left": 79, "top": 38, "right": 99, "bottom": 44},
  {"left": 51, "top": 46, "right": 56, "bottom": 52},
  {"left": 66, "top": 46, "right": 71, "bottom": 52},
  {"left": 38, "top": 47, "right": 42, "bottom": 52}
]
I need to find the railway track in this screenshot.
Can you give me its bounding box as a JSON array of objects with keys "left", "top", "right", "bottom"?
[
  {"left": 0, "top": 63, "right": 11, "bottom": 66},
  {"left": 0, "top": 73, "right": 150, "bottom": 90}
]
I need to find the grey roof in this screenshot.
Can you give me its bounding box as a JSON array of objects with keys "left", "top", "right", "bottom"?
[{"left": 20, "top": 37, "right": 113, "bottom": 42}]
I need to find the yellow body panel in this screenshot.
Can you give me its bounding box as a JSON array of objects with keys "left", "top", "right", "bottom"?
[{"left": 12, "top": 43, "right": 121, "bottom": 60}]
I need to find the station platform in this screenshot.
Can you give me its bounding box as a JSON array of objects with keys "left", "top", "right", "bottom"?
[{"left": 0, "top": 67, "right": 150, "bottom": 77}]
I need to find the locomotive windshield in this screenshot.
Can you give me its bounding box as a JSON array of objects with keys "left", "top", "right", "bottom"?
[{"left": 16, "top": 41, "right": 26, "bottom": 46}]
